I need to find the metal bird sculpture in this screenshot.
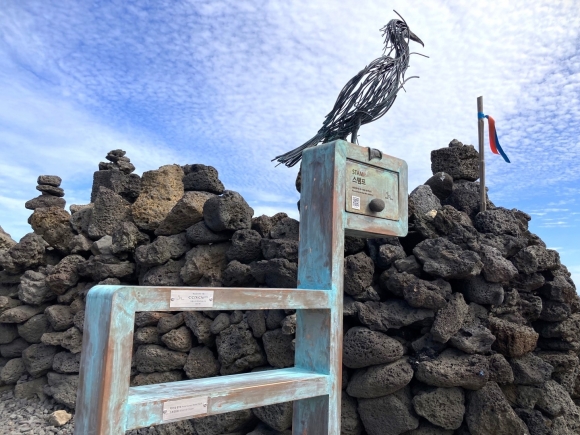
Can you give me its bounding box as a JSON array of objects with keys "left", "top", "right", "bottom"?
[{"left": 273, "top": 12, "right": 425, "bottom": 167}]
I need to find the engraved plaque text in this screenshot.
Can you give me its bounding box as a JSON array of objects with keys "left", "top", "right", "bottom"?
[{"left": 345, "top": 160, "right": 399, "bottom": 220}]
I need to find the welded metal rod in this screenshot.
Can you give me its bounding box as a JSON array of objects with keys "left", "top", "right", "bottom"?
[{"left": 477, "top": 96, "right": 486, "bottom": 212}]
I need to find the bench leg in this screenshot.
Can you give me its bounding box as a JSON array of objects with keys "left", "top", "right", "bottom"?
[{"left": 75, "top": 285, "right": 135, "bottom": 435}]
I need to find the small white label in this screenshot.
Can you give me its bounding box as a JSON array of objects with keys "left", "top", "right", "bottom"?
[
  {"left": 351, "top": 196, "right": 361, "bottom": 210},
  {"left": 162, "top": 397, "right": 208, "bottom": 420},
  {"left": 170, "top": 290, "right": 214, "bottom": 308}
]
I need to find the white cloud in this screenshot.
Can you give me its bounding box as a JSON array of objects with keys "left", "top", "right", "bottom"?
[
  {"left": 548, "top": 199, "right": 576, "bottom": 206},
  {"left": 540, "top": 223, "right": 571, "bottom": 228},
  {"left": 1, "top": 0, "right": 579, "bottom": 286},
  {"left": 541, "top": 209, "right": 570, "bottom": 213}
]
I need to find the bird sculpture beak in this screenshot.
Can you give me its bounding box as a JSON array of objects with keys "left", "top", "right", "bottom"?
[{"left": 409, "top": 31, "right": 424, "bottom": 47}]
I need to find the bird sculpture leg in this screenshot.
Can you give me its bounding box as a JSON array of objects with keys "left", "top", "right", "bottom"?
[{"left": 351, "top": 116, "right": 362, "bottom": 144}]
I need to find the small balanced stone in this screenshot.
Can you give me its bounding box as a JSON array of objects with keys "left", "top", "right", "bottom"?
[
  {"left": 37, "top": 175, "right": 61, "bottom": 187},
  {"left": 25, "top": 175, "right": 66, "bottom": 209},
  {"left": 36, "top": 185, "right": 65, "bottom": 197},
  {"left": 99, "top": 149, "right": 135, "bottom": 174},
  {"left": 25, "top": 195, "right": 66, "bottom": 210},
  {"left": 106, "top": 149, "right": 126, "bottom": 162}
]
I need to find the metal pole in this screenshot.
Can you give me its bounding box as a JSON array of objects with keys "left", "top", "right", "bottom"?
[{"left": 477, "top": 96, "right": 486, "bottom": 212}]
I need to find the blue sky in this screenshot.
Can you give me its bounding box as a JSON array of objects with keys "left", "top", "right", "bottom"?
[{"left": 1, "top": 0, "right": 579, "bottom": 287}]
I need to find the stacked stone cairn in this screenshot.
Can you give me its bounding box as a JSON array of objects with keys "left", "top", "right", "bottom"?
[
  {"left": 25, "top": 175, "right": 66, "bottom": 211},
  {"left": 0, "top": 141, "right": 579, "bottom": 434}
]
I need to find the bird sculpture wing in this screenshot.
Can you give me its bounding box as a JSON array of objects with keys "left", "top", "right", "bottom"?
[
  {"left": 271, "top": 56, "right": 404, "bottom": 167},
  {"left": 321, "top": 55, "right": 402, "bottom": 137}
]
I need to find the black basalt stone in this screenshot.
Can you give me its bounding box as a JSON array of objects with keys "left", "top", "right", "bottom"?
[
  {"left": 262, "top": 328, "right": 294, "bottom": 368},
  {"left": 424, "top": 171, "right": 454, "bottom": 201},
  {"left": 460, "top": 275, "right": 505, "bottom": 306},
  {"left": 475, "top": 207, "right": 523, "bottom": 237},
  {"left": 413, "top": 238, "right": 483, "bottom": 280},
  {"left": 269, "top": 217, "right": 300, "bottom": 241},
  {"left": 227, "top": 229, "right": 262, "bottom": 264},
  {"left": 261, "top": 238, "right": 298, "bottom": 262},
  {"left": 25, "top": 195, "right": 66, "bottom": 211},
  {"left": 216, "top": 321, "right": 266, "bottom": 375},
  {"left": 37, "top": 175, "right": 62, "bottom": 187},
  {"left": 182, "top": 164, "right": 224, "bottom": 194},
  {"left": 203, "top": 190, "right": 254, "bottom": 232},
  {"left": 91, "top": 170, "right": 140, "bottom": 203},
  {"left": 36, "top": 185, "right": 65, "bottom": 197},
  {"left": 222, "top": 260, "right": 257, "bottom": 287},
  {"left": 346, "top": 358, "right": 414, "bottom": 398},
  {"left": 511, "top": 245, "right": 560, "bottom": 275},
  {"left": 185, "top": 221, "right": 231, "bottom": 245},
  {"left": 343, "top": 327, "right": 404, "bottom": 368},
  {"left": 356, "top": 300, "right": 435, "bottom": 332},
  {"left": 105, "top": 149, "right": 126, "bottom": 162},
  {"left": 431, "top": 142, "right": 479, "bottom": 181},
  {"left": 358, "top": 387, "right": 419, "bottom": 435},
  {"left": 250, "top": 259, "right": 297, "bottom": 288},
  {"left": 344, "top": 252, "right": 374, "bottom": 296},
  {"left": 408, "top": 185, "right": 442, "bottom": 219},
  {"left": 251, "top": 213, "right": 288, "bottom": 238},
  {"left": 443, "top": 180, "right": 493, "bottom": 219}
]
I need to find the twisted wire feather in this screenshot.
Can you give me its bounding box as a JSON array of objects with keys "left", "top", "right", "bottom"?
[{"left": 273, "top": 15, "right": 424, "bottom": 168}]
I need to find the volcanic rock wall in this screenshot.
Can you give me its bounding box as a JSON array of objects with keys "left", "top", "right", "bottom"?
[{"left": 0, "top": 142, "right": 579, "bottom": 435}]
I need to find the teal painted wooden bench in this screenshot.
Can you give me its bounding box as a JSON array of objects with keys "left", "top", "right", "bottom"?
[{"left": 74, "top": 140, "right": 407, "bottom": 434}]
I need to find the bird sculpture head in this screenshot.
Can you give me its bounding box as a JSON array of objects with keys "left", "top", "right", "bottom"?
[{"left": 381, "top": 13, "right": 424, "bottom": 56}]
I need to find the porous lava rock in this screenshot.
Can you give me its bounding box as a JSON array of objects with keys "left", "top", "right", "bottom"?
[
  {"left": 131, "top": 164, "right": 184, "bottom": 231},
  {"left": 431, "top": 140, "right": 479, "bottom": 181},
  {"left": 203, "top": 190, "right": 254, "bottom": 232},
  {"left": 414, "top": 238, "right": 483, "bottom": 279},
  {"left": 424, "top": 172, "right": 454, "bottom": 201},
  {"left": 155, "top": 191, "right": 214, "bottom": 236},
  {"left": 28, "top": 207, "right": 74, "bottom": 254},
  {"left": 182, "top": 164, "right": 225, "bottom": 194},
  {"left": 87, "top": 187, "right": 133, "bottom": 240},
  {"left": 0, "top": 144, "right": 578, "bottom": 435}
]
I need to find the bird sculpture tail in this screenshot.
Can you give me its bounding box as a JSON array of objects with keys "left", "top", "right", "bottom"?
[{"left": 272, "top": 132, "right": 326, "bottom": 168}]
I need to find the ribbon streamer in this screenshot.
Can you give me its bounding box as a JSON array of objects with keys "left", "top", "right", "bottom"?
[{"left": 478, "top": 112, "right": 510, "bottom": 163}]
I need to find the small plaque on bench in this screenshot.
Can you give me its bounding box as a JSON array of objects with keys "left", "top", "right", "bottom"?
[
  {"left": 162, "top": 397, "right": 208, "bottom": 420},
  {"left": 170, "top": 290, "right": 214, "bottom": 308}
]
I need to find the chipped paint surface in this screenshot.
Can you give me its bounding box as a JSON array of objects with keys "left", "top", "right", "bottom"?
[
  {"left": 126, "top": 368, "right": 330, "bottom": 429},
  {"left": 75, "top": 285, "right": 135, "bottom": 434},
  {"left": 132, "top": 286, "right": 331, "bottom": 311},
  {"left": 74, "top": 139, "right": 407, "bottom": 434},
  {"left": 345, "top": 143, "right": 408, "bottom": 238},
  {"left": 74, "top": 286, "right": 332, "bottom": 434},
  {"left": 294, "top": 141, "right": 346, "bottom": 434}
]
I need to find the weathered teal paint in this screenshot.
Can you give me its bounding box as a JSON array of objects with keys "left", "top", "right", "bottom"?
[
  {"left": 344, "top": 143, "right": 408, "bottom": 238},
  {"left": 133, "top": 286, "right": 330, "bottom": 311},
  {"left": 294, "top": 141, "right": 346, "bottom": 434},
  {"left": 75, "top": 285, "right": 136, "bottom": 434},
  {"left": 74, "top": 286, "right": 333, "bottom": 433},
  {"left": 74, "top": 140, "right": 408, "bottom": 434},
  {"left": 293, "top": 141, "right": 407, "bottom": 433},
  {"left": 126, "top": 368, "right": 330, "bottom": 429}
]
